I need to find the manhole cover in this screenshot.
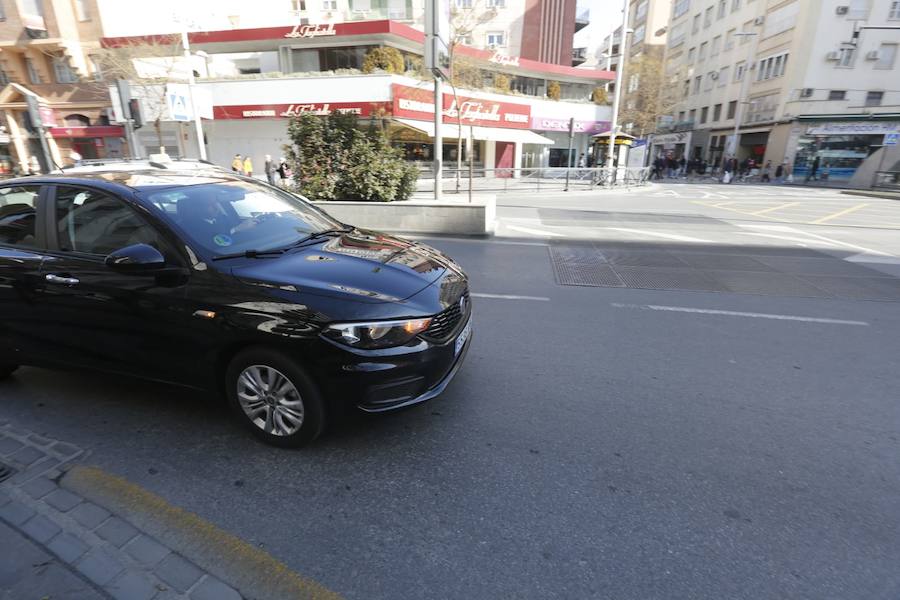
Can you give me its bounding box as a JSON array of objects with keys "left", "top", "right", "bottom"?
[{"left": 0, "top": 462, "right": 16, "bottom": 483}]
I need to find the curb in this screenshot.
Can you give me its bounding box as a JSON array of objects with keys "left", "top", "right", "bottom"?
[{"left": 0, "top": 421, "right": 244, "bottom": 600}]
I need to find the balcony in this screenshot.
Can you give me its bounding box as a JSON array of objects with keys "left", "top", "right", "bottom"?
[
  {"left": 344, "top": 7, "right": 413, "bottom": 22},
  {"left": 575, "top": 8, "right": 590, "bottom": 33},
  {"left": 572, "top": 47, "right": 587, "bottom": 66}
]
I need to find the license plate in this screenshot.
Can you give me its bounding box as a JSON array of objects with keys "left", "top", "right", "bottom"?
[{"left": 455, "top": 319, "right": 472, "bottom": 356}]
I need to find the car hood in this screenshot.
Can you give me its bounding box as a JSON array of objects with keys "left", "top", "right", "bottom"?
[{"left": 230, "top": 229, "right": 458, "bottom": 304}]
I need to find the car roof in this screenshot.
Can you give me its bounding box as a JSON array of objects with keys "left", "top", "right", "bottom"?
[{"left": 2, "top": 170, "right": 249, "bottom": 194}]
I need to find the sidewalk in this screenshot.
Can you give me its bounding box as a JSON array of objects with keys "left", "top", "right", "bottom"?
[{"left": 0, "top": 422, "right": 242, "bottom": 600}]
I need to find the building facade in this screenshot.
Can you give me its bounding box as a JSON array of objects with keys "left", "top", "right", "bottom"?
[
  {"left": 651, "top": 0, "right": 900, "bottom": 185},
  {"left": 0, "top": 0, "right": 123, "bottom": 173}
]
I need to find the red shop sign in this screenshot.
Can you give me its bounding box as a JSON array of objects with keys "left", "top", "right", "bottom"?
[
  {"left": 392, "top": 83, "right": 531, "bottom": 129},
  {"left": 213, "top": 101, "right": 391, "bottom": 120}
]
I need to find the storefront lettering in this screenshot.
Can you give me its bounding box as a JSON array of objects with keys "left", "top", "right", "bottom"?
[
  {"left": 398, "top": 97, "right": 435, "bottom": 113},
  {"left": 280, "top": 103, "right": 362, "bottom": 116},
  {"left": 488, "top": 51, "right": 520, "bottom": 67},
  {"left": 446, "top": 100, "right": 502, "bottom": 123},
  {"left": 284, "top": 23, "right": 337, "bottom": 39},
  {"left": 391, "top": 83, "right": 531, "bottom": 129}
]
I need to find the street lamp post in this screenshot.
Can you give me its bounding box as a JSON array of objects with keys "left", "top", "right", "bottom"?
[
  {"left": 729, "top": 31, "right": 760, "bottom": 163},
  {"left": 605, "top": 0, "right": 631, "bottom": 182},
  {"left": 181, "top": 29, "right": 207, "bottom": 161}
]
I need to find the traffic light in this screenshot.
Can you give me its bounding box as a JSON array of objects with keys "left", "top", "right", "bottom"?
[{"left": 128, "top": 98, "right": 143, "bottom": 129}]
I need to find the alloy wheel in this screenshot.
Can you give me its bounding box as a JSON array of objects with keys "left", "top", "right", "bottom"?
[{"left": 236, "top": 365, "right": 305, "bottom": 436}]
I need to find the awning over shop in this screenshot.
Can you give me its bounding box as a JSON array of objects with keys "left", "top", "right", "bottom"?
[
  {"left": 48, "top": 125, "right": 126, "bottom": 138},
  {"left": 392, "top": 118, "right": 554, "bottom": 145}
]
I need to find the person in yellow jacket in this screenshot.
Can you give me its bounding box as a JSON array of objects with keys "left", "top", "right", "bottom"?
[
  {"left": 243, "top": 156, "right": 253, "bottom": 177},
  {"left": 231, "top": 154, "right": 243, "bottom": 173}
]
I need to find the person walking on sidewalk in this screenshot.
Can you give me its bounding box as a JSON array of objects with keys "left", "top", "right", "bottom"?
[
  {"left": 231, "top": 154, "right": 243, "bottom": 174},
  {"left": 264, "top": 154, "right": 276, "bottom": 185},
  {"left": 243, "top": 155, "right": 254, "bottom": 178},
  {"left": 806, "top": 155, "right": 820, "bottom": 182},
  {"left": 761, "top": 160, "right": 772, "bottom": 183},
  {"left": 775, "top": 162, "right": 784, "bottom": 184}
]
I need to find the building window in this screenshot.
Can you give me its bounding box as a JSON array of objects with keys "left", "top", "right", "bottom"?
[
  {"left": 876, "top": 43, "right": 898, "bottom": 69},
  {"left": 693, "top": 75, "right": 701, "bottom": 93},
  {"left": 727, "top": 100, "right": 737, "bottom": 119},
  {"left": 725, "top": 28, "right": 735, "bottom": 50},
  {"left": 291, "top": 0, "right": 306, "bottom": 10},
  {"left": 837, "top": 47, "right": 856, "bottom": 68},
  {"left": 847, "top": 0, "right": 871, "bottom": 20},
  {"left": 456, "top": 0, "right": 473, "bottom": 7},
  {"left": 699, "top": 41, "right": 707, "bottom": 60},
  {"left": 322, "top": 0, "right": 337, "bottom": 9},
  {"left": 0, "top": 69, "right": 8, "bottom": 85},
  {"left": 74, "top": 0, "right": 90, "bottom": 20},
  {"left": 704, "top": 6, "right": 712, "bottom": 27},
  {"left": 718, "top": 66, "right": 728, "bottom": 86},
  {"left": 701, "top": 106, "right": 709, "bottom": 123},
  {"left": 688, "top": 47, "right": 696, "bottom": 62},
  {"left": 486, "top": 31, "right": 505, "bottom": 47},
  {"left": 734, "top": 61, "right": 746, "bottom": 81},
  {"left": 711, "top": 35, "right": 721, "bottom": 56},
  {"left": 0, "top": 2, "right": 5, "bottom": 20},
  {"left": 713, "top": 103, "right": 722, "bottom": 120},
  {"left": 757, "top": 52, "right": 788, "bottom": 81},
  {"left": 704, "top": 71, "right": 715, "bottom": 91},
  {"left": 688, "top": 109, "right": 697, "bottom": 123},
  {"left": 25, "top": 58, "right": 41, "bottom": 84},
  {"left": 692, "top": 13, "right": 701, "bottom": 34},
  {"left": 732, "top": 0, "right": 741, "bottom": 11},
  {"left": 669, "top": 21, "right": 687, "bottom": 46},
  {"left": 53, "top": 56, "right": 78, "bottom": 83},
  {"left": 20, "top": 0, "right": 43, "bottom": 17},
  {"left": 673, "top": 0, "right": 690, "bottom": 19},
  {"left": 865, "top": 91, "right": 884, "bottom": 106},
  {"left": 891, "top": 0, "right": 900, "bottom": 19},
  {"left": 828, "top": 90, "right": 846, "bottom": 100},
  {"left": 636, "top": 0, "right": 648, "bottom": 19},
  {"left": 633, "top": 24, "right": 645, "bottom": 44},
  {"left": 717, "top": 0, "right": 726, "bottom": 19},
  {"left": 683, "top": 79, "right": 690, "bottom": 97},
  {"left": 486, "top": 0, "right": 505, "bottom": 7}
]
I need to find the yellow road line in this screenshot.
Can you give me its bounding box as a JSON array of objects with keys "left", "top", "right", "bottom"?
[
  {"left": 810, "top": 203, "right": 870, "bottom": 224},
  {"left": 63, "top": 466, "right": 343, "bottom": 600},
  {"left": 752, "top": 202, "right": 800, "bottom": 215}
]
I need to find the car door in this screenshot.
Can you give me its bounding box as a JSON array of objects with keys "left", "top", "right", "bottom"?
[
  {"left": 35, "top": 183, "right": 198, "bottom": 384},
  {"left": 0, "top": 183, "right": 49, "bottom": 361}
]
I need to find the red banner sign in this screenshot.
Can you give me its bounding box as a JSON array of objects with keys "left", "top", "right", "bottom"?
[
  {"left": 48, "top": 126, "right": 125, "bottom": 138},
  {"left": 391, "top": 84, "right": 531, "bottom": 129},
  {"left": 213, "top": 102, "right": 391, "bottom": 120}
]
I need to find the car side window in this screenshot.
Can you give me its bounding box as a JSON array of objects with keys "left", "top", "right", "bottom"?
[
  {"left": 0, "top": 185, "right": 41, "bottom": 248},
  {"left": 54, "top": 186, "right": 167, "bottom": 257}
]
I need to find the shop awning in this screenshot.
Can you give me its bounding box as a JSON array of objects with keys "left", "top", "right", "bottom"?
[
  {"left": 48, "top": 125, "right": 126, "bottom": 138},
  {"left": 392, "top": 119, "right": 554, "bottom": 145}
]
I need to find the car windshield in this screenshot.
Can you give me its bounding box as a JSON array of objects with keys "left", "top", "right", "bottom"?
[{"left": 138, "top": 180, "right": 341, "bottom": 256}]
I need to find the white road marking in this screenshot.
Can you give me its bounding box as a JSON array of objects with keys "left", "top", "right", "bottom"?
[
  {"left": 652, "top": 190, "right": 681, "bottom": 197},
  {"left": 844, "top": 253, "right": 900, "bottom": 264},
  {"left": 503, "top": 224, "right": 566, "bottom": 238},
  {"left": 738, "top": 224, "right": 893, "bottom": 257},
  {"left": 701, "top": 191, "right": 728, "bottom": 199},
  {"left": 472, "top": 293, "right": 550, "bottom": 301},
  {"left": 736, "top": 232, "right": 812, "bottom": 246},
  {"left": 604, "top": 227, "right": 712, "bottom": 243},
  {"left": 611, "top": 303, "right": 869, "bottom": 326}
]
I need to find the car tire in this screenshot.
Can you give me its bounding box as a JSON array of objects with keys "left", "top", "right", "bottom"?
[
  {"left": 225, "top": 348, "right": 325, "bottom": 447},
  {"left": 0, "top": 364, "right": 19, "bottom": 380}
]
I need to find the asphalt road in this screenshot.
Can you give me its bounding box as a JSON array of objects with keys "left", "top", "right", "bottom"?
[{"left": 3, "top": 183, "right": 900, "bottom": 599}]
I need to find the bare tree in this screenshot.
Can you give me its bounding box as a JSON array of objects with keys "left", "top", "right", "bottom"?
[
  {"left": 91, "top": 35, "right": 184, "bottom": 152},
  {"left": 618, "top": 50, "right": 679, "bottom": 138}
]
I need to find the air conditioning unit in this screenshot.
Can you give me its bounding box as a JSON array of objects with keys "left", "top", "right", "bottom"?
[
  {"left": 825, "top": 50, "right": 841, "bottom": 61},
  {"left": 835, "top": 6, "right": 849, "bottom": 15},
  {"left": 753, "top": 16, "right": 765, "bottom": 25},
  {"left": 710, "top": 71, "right": 719, "bottom": 80},
  {"left": 865, "top": 50, "right": 880, "bottom": 60},
  {"left": 800, "top": 88, "right": 814, "bottom": 98}
]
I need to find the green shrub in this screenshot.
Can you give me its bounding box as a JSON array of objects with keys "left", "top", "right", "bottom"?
[
  {"left": 493, "top": 73, "right": 511, "bottom": 92},
  {"left": 547, "top": 80, "right": 561, "bottom": 101},
  {"left": 591, "top": 86, "right": 609, "bottom": 104},
  {"left": 361, "top": 46, "right": 405, "bottom": 74},
  {"left": 283, "top": 112, "right": 418, "bottom": 202}
]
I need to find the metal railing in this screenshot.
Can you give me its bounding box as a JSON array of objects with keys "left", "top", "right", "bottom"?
[
  {"left": 416, "top": 167, "right": 651, "bottom": 194},
  {"left": 874, "top": 171, "right": 900, "bottom": 191}
]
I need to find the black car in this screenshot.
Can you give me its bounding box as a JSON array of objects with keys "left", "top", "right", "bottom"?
[{"left": 0, "top": 171, "right": 472, "bottom": 446}]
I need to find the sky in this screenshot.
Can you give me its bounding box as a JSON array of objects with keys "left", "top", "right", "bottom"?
[{"left": 575, "top": 0, "right": 626, "bottom": 62}]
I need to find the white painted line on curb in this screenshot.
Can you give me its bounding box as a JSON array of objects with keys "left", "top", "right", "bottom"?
[
  {"left": 472, "top": 293, "right": 551, "bottom": 301},
  {"left": 504, "top": 224, "right": 566, "bottom": 238},
  {"left": 611, "top": 303, "right": 869, "bottom": 326},
  {"left": 604, "top": 227, "right": 712, "bottom": 243}
]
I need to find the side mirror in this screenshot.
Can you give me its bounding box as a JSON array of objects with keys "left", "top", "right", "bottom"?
[{"left": 105, "top": 244, "right": 166, "bottom": 272}]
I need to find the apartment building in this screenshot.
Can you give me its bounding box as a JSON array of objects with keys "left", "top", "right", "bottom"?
[
  {"left": 620, "top": 0, "right": 673, "bottom": 135},
  {"left": 0, "top": 0, "right": 117, "bottom": 172},
  {"left": 651, "top": 0, "right": 900, "bottom": 184}
]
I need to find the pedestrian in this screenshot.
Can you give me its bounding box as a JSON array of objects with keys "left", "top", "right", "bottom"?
[
  {"left": 678, "top": 156, "right": 686, "bottom": 176},
  {"left": 577, "top": 153, "right": 586, "bottom": 168},
  {"left": 276, "top": 157, "right": 290, "bottom": 186},
  {"left": 264, "top": 154, "right": 276, "bottom": 185},
  {"left": 785, "top": 160, "right": 794, "bottom": 184},
  {"left": 775, "top": 162, "right": 784, "bottom": 184},
  {"left": 806, "top": 155, "right": 820, "bottom": 182},
  {"left": 27, "top": 155, "right": 41, "bottom": 175},
  {"left": 761, "top": 160, "right": 772, "bottom": 183},
  {"left": 69, "top": 149, "right": 82, "bottom": 167},
  {"left": 243, "top": 155, "right": 253, "bottom": 177},
  {"left": 231, "top": 154, "right": 243, "bottom": 174}
]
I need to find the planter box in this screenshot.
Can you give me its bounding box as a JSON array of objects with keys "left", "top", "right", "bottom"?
[{"left": 312, "top": 195, "right": 496, "bottom": 235}]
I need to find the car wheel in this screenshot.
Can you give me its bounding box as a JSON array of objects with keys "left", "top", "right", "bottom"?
[
  {"left": 225, "top": 348, "right": 325, "bottom": 447},
  {"left": 0, "top": 364, "right": 19, "bottom": 380}
]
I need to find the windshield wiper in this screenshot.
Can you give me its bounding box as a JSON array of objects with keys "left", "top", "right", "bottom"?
[
  {"left": 211, "top": 248, "right": 287, "bottom": 261},
  {"left": 288, "top": 226, "right": 353, "bottom": 248}
]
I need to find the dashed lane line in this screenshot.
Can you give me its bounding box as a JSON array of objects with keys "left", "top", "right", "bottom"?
[
  {"left": 611, "top": 303, "right": 870, "bottom": 326},
  {"left": 472, "top": 293, "right": 550, "bottom": 301}
]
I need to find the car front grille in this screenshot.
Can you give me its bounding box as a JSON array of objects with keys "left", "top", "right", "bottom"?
[{"left": 422, "top": 294, "right": 469, "bottom": 341}]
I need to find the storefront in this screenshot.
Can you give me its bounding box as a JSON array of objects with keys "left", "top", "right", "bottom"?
[
  {"left": 649, "top": 131, "right": 691, "bottom": 161},
  {"left": 791, "top": 121, "right": 900, "bottom": 182},
  {"left": 48, "top": 126, "right": 127, "bottom": 161}
]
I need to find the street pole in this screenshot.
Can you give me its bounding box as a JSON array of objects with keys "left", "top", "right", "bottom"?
[
  {"left": 730, "top": 31, "right": 759, "bottom": 163},
  {"left": 434, "top": 75, "right": 443, "bottom": 200},
  {"left": 181, "top": 29, "right": 207, "bottom": 161},
  {"left": 564, "top": 117, "right": 575, "bottom": 191},
  {"left": 605, "top": 0, "right": 630, "bottom": 182}
]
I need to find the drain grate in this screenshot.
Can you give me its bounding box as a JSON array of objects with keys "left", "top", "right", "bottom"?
[
  {"left": 709, "top": 271, "right": 833, "bottom": 298},
  {"left": 601, "top": 250, "right": 689, "bottom": 268},
  {"left": 615, "top": 267, "right": 728, "bottom": 292},
  {"left": 553, "top": 261, "right": 624, "bottom": 287},
  {"left": 672, "top": 253, "right": 775, "bottom": 272},
  {"left": 0, "top": 462, "right": 15, "bottom": 483}
]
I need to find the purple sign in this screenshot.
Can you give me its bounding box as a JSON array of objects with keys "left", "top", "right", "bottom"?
[{"left": 530, "top": 117, "right": 610, "bottom": 134}]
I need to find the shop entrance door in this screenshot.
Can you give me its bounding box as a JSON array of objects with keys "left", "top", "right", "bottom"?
[{"left": 495, "top": 141, "right": 514, "bottom": 177}]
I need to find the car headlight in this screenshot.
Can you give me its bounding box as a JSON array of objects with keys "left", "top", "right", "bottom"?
[{"left": 323, "top": 318, "right": 432, "bottom": 349}]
